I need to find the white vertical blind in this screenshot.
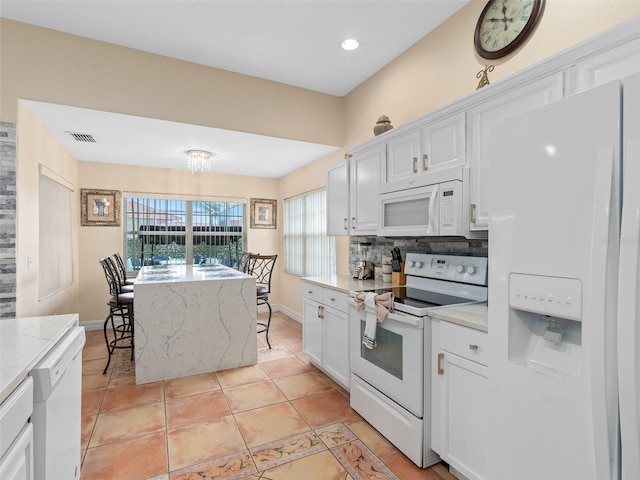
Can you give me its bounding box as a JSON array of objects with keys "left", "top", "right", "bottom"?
[
  {"left": 284, "top": 188, "right": 335, "bottom": 276},
  {"left": 39, "top": 173, "right": 73, "bottom": 300}
]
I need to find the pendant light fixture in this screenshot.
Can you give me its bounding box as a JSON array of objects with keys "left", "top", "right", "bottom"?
[{"left": 186, "top": 149, "right": 213, "bottom": 173}]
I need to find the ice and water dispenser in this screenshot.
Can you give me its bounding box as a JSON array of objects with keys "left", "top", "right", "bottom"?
[{"left": 508, "top": 273, "right": 583, "bottom": 385}]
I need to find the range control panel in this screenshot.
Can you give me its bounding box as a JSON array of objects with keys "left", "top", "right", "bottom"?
[{"left": 404, "top": 253, "right": 488, "bottom": 286}]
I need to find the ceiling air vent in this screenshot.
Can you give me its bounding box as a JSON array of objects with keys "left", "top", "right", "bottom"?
[{"left": 66, "top": 131, "right": 96, "bottom": 143}]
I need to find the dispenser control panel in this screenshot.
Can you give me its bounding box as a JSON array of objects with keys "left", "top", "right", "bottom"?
[{"left": 509, "top": 273, "right": 582, "bottom": 321}]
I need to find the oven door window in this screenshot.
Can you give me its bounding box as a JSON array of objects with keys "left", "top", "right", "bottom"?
[{"left": 359, "top": 320, "right": 403, "bottom": 380}]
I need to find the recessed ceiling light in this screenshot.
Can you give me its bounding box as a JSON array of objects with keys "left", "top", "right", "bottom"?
[{"left": 341, "top": 38, "right": 359, "bottom": 51}]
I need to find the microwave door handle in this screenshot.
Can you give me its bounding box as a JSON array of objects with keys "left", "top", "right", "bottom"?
[{"left": 428, "top": 185, "right": 439, "bottom": 235}]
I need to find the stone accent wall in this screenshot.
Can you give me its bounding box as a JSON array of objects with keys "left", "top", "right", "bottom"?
[
  {"left": 349, "top": 236, "right": 488, "bottom": 278},
  {"left": 0, "top": 122, "right": 17, "bottom": 318}
]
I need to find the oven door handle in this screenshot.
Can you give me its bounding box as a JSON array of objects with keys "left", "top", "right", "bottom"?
[{"left": 350, "top": 299, "right": 422, "bottom": 329}]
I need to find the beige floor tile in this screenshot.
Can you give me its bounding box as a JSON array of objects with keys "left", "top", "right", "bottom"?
[
  {"left": 82, "top": 389, "right": 104, "bottom": 416},
  {"left": 81, "top": 415, "right": 97, "bottom": 451},
  {"left": 291, "top": 390, "right": 356, "bottom": 428},
  {"left": 89, "top": 402, "right": 165, "bottom": 447},
  {"left": 223, "top": 380, "right": 286, "bottom": 413},
  {"left": 331, "top": 441, "right": 399, "bottom": 480},
  {"left": 383, "top": 453, "right": 443, "bottom": 479},
  {"left": 164, "top": 372, "right": 220, "bottom": 399},
  {"left": 260, "top": 450, "right": 350, "bottom": 480},
  {"left": 342, "top": 417, "right": 399, "bottom": 459},
  {"left": 431, "top": 462, "right": 459, "bottom": 480},
  {"left": 107, "top": 375, "right": 137, "bottom": 389},
  {"left": 83, "top": 357, "right": 111, "bottom": 375},
  {"left": 169, "top": 451, "right": 256, "bottom": 479},
  {"left": 165, "top": 390, "right": 230, "bottom": 429},
  {"left": 216, "top": 363, "right": 269, "bottom": 388},
  {"left": 167, "top": 416, "right": 246, "bottom": 471},
  {"left": 260, "top": 356, "right": 313, "bottom": 379},
  {"left": 257, "top": 344, "right": 294, "bottom": 363},
  {"left": 273, "top": 372, "right": 333, "bottom": 400},
  {"left": 235, "top": 402, "right": 310, "bottom": 448},
  {"left": 82, "top": 372, "right": 111, "bottom": 392},
  {"left": 101, "top": 381, "right": 164, "bottom": 412},
  {"left": 82, "top": 431, "right": 168, "bottom": 480}
]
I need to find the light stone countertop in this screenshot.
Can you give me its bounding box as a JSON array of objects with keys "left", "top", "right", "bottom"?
[
  {"left": 135, "top": 264, "right": 250, "bottom": 284},
  {"left": 0, "top": 313, "right": 79, "bottom": 403},
  {"left": 302, "top": 275, "right": 397, "bottom": 293},
  {"left": 302, "top": 275, "right": 488, "bottom": 332},
  {"left": 428, "top": 302, "right": 488, "bottom": 332}
]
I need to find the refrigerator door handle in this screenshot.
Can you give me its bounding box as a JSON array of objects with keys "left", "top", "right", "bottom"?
[
  {"left": 618, "top": 138, "right": 640, "bottom": 480},
  {"left": 589, "top": 144, "right": 619, "bottom": 480}
]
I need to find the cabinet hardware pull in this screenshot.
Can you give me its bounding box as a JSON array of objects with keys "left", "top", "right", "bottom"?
[
  {"left": 412, "top": 157, "right": 418, "bottom": 174},
  {"left": 470, "top": 203, "right": 477, "bottom": 224},
  {"left": 330, "top": 298, "right": 336, "bottom": 302},
  {"left": 437, "top": 353, "right": 444, "bottom": 375},
  {"left": 320, "top": 305, "right": 325, "bottom": 319},
  {"left": 422, "top": 154, "right": 428, "bottom": 171},
  {"left": 469, "top": 344, "right": 478, "bottom": 350},
  {"left": 308, "top": 290, "right": 313, "bottom": 294},
  {"left": 352, "top": 217, "right": 356, "bottom": 229},
  {"left": 344, "top": 218, "right": 348, "bottom": 230}
]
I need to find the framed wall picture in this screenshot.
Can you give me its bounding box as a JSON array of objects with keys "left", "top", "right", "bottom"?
[
  {"left": 81, "top": 188, "right": 121, "bottom": 226},
  {"left": 250, "top": 198, "right": 277, "bottom": 229}
]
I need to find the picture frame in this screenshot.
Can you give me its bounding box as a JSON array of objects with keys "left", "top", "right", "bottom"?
[
  {"left": 250, "top": 198, "right": 277, "bottom": 229},
  {"left": 81, "top": 188, "right": 121, "bottom": 226}
]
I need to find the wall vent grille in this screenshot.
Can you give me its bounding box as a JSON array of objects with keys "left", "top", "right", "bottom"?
[{"left": 66, "top": 131, "right": 96, "bottom": 143}]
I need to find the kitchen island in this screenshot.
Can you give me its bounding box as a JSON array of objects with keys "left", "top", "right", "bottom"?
[{"left": 133, "top": 264, "right": 257, "bottom": 384}]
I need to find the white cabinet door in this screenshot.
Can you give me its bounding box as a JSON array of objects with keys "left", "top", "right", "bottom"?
[
  {"left": 438, "top": 352, "right": 488, "bottom": 480},
  {"left": 573, "top": 37, "right": 640, "bottom": 92},
  {"left": 468, "top": 72, "right": 564, "bottom": 230},
  {"left": 327, "top": 160, "right": 349, "bottom": 236},
  {"left": 322, "top": 306, "right": 350, "bottom": 389},
  {"left": 302, "top": 298, "right": 323, "bottom": 366},
  {"left": 421, "top": 112, "right": 466, "bottom": 176},
  {"left": 350, "top": 145, "right": 383, "bottom": 235},
  {"left": 385, "top": 130, "right": 421, "bottom": 185},
  {"left": 0, "top": 424, "right": 34, "bottom": 480}
]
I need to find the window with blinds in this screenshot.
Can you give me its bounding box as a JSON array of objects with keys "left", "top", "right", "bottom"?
[
  {"left": 124, "top": 197, "right": 245, "bottom": 269},
  {"left": 284, "top": 188, "right": 335, "bottom": 277},
  {"left": 39, "top": 172, "right": 74, "bottom": 300}
]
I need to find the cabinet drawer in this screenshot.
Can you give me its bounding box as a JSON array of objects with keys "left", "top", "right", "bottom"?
[
  {"left": 303, "top": 282, "right": 323, "bottom": 301},
  {"left": 322, "top": 289, "right": 349, "bottom": 313},
  {"left": 440, "top": 321, "right": 488, "bottom": 366}
]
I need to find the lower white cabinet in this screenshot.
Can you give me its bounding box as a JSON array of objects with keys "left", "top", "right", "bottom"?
[
  {"left": 302, "top": 282, "right": 350, "bottom": 389},
  {"left": 0, "top": 378, "right": 34, "bottom": 480},
  {"left": 431, "top": 319, "right": 488, "bottom": 480}
]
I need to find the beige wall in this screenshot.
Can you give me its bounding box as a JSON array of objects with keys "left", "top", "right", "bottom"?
[
  {"left": 77, "top": 161, "right": 280, "bottom": 322},
  {"left": 278, "top": 0, "right": 639, "bottom": 316},
  {"left": 4, "top": 2, "right": 639, "bottom": 323},
  {"left": 16, "top": 103, "right": 80, "bottom": 317}
]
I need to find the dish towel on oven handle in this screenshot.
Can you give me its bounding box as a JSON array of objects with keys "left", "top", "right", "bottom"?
[{"left": 354, "top": 291, "right": 395, "bottom": 349}]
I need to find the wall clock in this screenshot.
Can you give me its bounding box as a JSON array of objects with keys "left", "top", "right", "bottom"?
[{"left": 474, "top": 0, "right": 545, "bottom": 59}]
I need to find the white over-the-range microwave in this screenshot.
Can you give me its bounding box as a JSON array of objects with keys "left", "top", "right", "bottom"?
[{"left": 378, "top": 169, "right": 483, "bottom": 238}]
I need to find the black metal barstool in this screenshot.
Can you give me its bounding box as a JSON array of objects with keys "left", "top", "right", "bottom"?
[
  {"left": 248, "top": 254, "right": 277, "bottom": 349},
  {"left": 112, "top": 252, "right": 135, "bottom": 292},
  {"left": 99, "top": 257, "right": 135, "bottom": 374}
]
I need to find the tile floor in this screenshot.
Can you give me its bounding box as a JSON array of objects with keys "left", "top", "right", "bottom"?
[{"left": 80, "top": 312, "right": 456, "bottom": 480}]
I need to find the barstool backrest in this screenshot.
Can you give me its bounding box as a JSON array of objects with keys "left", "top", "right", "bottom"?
[
  {"left": 249, "top": 254, "right": 277, "bottom": 295},
  {"left": 99, "top": 257, "right": 123, "bottom": 299}
]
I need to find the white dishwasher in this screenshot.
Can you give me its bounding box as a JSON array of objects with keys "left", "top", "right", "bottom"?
[{"left": 30, "top": 326, "right": 85, "bottom": 480}]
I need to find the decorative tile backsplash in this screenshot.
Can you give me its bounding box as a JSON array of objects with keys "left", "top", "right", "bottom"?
[
  {"left": 0, "top": 122, "right": 16, "bottom": 318},
  {"left": 349, "top": 236, "right": 488, "bottom": 277}
]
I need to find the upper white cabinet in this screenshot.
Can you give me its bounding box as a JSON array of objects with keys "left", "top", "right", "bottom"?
[
  {"left": 381, "top": 112, "right": 466, "bottom": 193},
  {"left": 327, "top": 147, "right": 383, "bottom": 236},
  {"left": 573, "top": 37, "right": 640, "bottom": 92},
  {"left": 326, "top": 160, "right": 349, "bottom": 235},
  {"left": 467, "top": 72, "right": 564, "bottom": 230},
  {"left": 349, "top": 145, "right": 384, "bottom": 235}
]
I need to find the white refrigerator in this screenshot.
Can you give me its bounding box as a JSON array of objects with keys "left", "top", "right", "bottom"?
[{"left": 487, "top": 74, "right": 639, "bottom": 480}]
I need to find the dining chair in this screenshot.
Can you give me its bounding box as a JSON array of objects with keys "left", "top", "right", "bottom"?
[
  {"left": 99, "top": 257, "right": 135, "bottom": 374},
  {"left": 248, "top": 254, "right": 277, "bottom": 349}
]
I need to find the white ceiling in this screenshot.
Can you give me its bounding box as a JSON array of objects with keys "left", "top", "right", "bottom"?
[{"left": 2, "top": 0, "right": 470, "bottom": 177}]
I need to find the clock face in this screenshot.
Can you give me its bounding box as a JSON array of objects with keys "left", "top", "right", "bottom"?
[{"left": 475, "top": 0, "right": 545, "bottom": 59}]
